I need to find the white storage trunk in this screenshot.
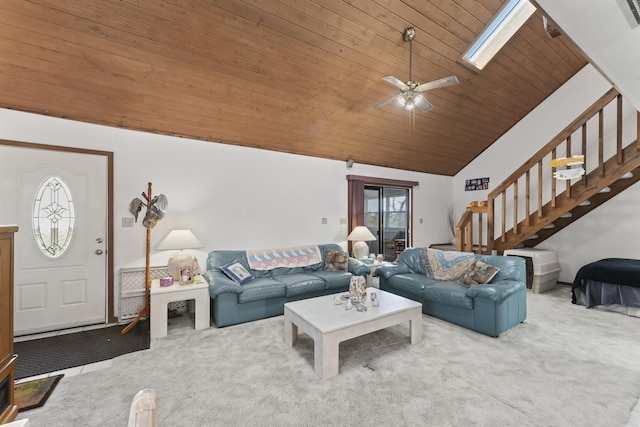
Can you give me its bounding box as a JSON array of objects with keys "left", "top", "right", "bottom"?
[{"left": 503, "top": 248, "right": 560, "bottom": 293}]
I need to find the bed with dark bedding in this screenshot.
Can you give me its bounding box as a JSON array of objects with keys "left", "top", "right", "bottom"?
[{"left": 572, "top": 258, "right": 640, "bottom": 311}]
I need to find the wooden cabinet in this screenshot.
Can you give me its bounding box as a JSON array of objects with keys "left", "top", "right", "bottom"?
[
  {"left": 0, "top": 226, "right": 18, "bottom": 424},
  {"left": 393, "top": 238, "right": 406, "bottom": 260}
]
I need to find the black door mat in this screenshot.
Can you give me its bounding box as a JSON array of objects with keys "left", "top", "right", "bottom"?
[{"left": 14, "top": 321, "right": 150, "bottom": 379}]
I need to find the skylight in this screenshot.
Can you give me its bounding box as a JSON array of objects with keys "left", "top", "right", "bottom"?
[{"left": 462, "top": 0, "right": 536, "bottom": 71}]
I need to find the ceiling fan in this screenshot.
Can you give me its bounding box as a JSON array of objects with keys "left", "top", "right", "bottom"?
[{"left": 373, "top": 28, "right": 459, "bottom": 112}]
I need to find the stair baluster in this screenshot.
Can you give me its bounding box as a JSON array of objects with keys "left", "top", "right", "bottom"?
[{"left": 456, "top": 89, "right": 640, "bottom": 254}]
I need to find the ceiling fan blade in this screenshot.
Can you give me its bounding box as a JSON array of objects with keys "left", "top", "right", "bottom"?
[
  {"left": 415, "top": 76, "right": 460, "bottom": 92},
  {"left": 419, "top": 99, "right": 434, "bottom": 113},
  {"left": 381, "top": 76, "right": 409, "bottom": 90},
  {"left": 372, "top": 94, "right": 400, "bottom": 110}
]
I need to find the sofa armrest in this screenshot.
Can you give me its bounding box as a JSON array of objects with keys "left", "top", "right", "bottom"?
[
  {"left": 464, "top": 280, "right": 525, "bottom": 304},
  {"left": 348, "top": 258, "right": 370, "bottom": 277},
  {"left": 203, "top": 270, "right": 243, "bottom": 298},
  {"left": 375, "top": 263, "right": 412, "bottom": 279}
]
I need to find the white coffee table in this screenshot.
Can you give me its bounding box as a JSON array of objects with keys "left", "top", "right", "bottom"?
[{"left": 283, "top": 289, "right": 422, "bottom": 379}]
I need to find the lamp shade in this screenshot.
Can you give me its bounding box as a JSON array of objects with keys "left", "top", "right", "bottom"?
[
  {"left": 347, "top": 226, "right": 376, "bottom": 242},
  {"left": 156, "top": 229, "right": 203, "bottom": 250}
]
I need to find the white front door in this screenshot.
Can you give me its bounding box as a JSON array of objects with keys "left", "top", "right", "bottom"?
[{"left": 0, "top": 145, "right": 107, "bottom": 335}]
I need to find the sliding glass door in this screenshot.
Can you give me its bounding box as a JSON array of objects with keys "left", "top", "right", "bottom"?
[{"left": 364, "top": 186, "right": 410, "bottom": 261}]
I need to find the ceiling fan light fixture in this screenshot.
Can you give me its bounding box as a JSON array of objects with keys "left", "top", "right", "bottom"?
[
  {"left": 372, "top": 28, "right": 458, "bottom": 112},
  {"left": 404, "top": 100, "right": 415, "bottom": 111},
  {"left": 399, "top": 91, "right": 420, "bottom": 110}
]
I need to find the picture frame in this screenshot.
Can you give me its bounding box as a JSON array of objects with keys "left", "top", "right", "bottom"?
[
  {"left": 465, "top": 177, "right": 490, "bottom": 191},
  {"left": 178, "top": 262, "right": 194, "bottom": 285}
]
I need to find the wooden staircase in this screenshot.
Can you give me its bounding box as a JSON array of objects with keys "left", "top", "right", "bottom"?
[{"left": 457, "top": 88, "right": 640, "bottom": 254}]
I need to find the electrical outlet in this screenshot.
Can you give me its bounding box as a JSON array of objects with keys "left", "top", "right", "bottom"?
[
  {"left": 419, "top": 218, "right": 423, "bottom": 224},
  {"left": 122, "top": 217, "right": 134, "bottom": 227},
  {"left": 321, "top": 218, "right": 327, "bottom": 225},
  {"left": 340, "top": 218, "right": 347, "bottom": 225}
]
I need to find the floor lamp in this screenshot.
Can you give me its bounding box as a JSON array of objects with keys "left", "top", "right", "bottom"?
[{"left": 121, "top": 182, "right": 168, "bottom": 335}]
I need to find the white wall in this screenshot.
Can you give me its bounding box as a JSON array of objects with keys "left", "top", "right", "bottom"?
[
  {"left": 7, "top": 65, "right": 629, "bottom": 305},
  {"left": 0, "top": 109, "right": 453, "bottom": 314},
  {"left": 537, "top": 0, "right": 640, "bottom": 111},
  {"left": 454, "top": 64, "right": 640, "bottom": 282}
]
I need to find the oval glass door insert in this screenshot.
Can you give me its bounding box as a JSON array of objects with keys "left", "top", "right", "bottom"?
[{"left": 32, "top": 176, "right": 75, "bottom": 258}]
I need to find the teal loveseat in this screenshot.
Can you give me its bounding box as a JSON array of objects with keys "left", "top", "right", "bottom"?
[
  {"left": 375, "top": 248, "right": 526, "bottom": 337},
  {"left": 203, "top": 243, "right": 370, "bottom": 327}
]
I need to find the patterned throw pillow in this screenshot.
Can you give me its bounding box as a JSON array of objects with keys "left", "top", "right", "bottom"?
[
  {"left": 459, "top": 261, "right": 500, "bottom": 287},
  {"left": 324, "top": 250, "right": 348, "bottom": 271},
  {"left": 424, "top": 248, "right": 476, "bottom": 281},
  {"left": 220, "top": 260, "right": 254, "bottom": 284}
]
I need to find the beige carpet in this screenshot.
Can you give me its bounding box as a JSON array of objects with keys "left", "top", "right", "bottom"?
[{"left": 16, "top": 286, "right": 640, "bottom": 426}]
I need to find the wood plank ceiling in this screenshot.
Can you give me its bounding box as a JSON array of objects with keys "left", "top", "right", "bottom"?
[{"left": 0, "top": 0, "right": 587, "bottom": 176}]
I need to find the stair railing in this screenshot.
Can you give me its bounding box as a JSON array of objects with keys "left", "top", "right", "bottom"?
[
  {"left": 456, "top": 205, "right": 487, "bottom": 253},
  {"left": 457, "top": 88, "right": 639, "bottom": 254}
]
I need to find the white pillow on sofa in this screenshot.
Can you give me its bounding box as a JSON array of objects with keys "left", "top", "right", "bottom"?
[{"left": 220, "top": 260, "right": 254, "bottom": 285}]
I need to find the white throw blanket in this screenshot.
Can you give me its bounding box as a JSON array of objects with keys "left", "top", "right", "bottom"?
[{"left": 246, "top": 245, "right": 322, "bottom": 270}]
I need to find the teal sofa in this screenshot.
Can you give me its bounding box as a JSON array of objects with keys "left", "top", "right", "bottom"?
[
  {"left": 203, "top": 243, "right": 370, "bottom": 327},
  {"left": 375, "top": 248, "right": 526, "bottom": 337}
]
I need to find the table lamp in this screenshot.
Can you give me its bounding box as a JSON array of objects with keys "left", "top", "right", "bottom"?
[
  {"left": 347, "top": 226, "right": 376, "bottom": 259},
  {"left": 156, "top": 229, "right": 203, "bottom": 284}
]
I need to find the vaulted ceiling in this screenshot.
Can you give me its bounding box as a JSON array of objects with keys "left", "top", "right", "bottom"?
[{"left": 0, "top": 1, "right": 587, "bottom": 176}]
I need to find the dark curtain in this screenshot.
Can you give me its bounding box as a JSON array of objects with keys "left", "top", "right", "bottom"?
[{"left": 347, "top": 177, "right": 364, "bottom": 254}]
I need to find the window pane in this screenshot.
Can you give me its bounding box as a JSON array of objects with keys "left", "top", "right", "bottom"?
[
  {"left": 383, "top": 187, "right": 408, "bottom": 261},
  {"left": 32, "top": 176, "right": 75, "bottom": 258},
  {"left": 364, "top": 188, "right": 381, "bottom": 258},
  {"left": 364, "top": 185, "right": 410, "bottom": 261},
  {"left": 461, "top": 0, "right": 536, "bottom": 70}
]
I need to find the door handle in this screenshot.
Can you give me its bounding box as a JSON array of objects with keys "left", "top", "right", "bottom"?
[
  {"left": 95, "top": 249, "right": 103, "bottom": 255},
  {"left": 96, "top": 238, "right": 103, "bottom": 244}
]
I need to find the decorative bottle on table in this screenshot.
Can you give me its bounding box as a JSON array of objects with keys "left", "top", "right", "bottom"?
[{"left": 349, "top": 276, "right": 367, "bottom": 303}]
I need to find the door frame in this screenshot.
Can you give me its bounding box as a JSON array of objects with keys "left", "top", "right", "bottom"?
[
  {"left": 347, "top": 175, "right": 418, "bottom": 252},
  {"left": 1, "top": 139, "right": 116, "bottom": 323}
]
